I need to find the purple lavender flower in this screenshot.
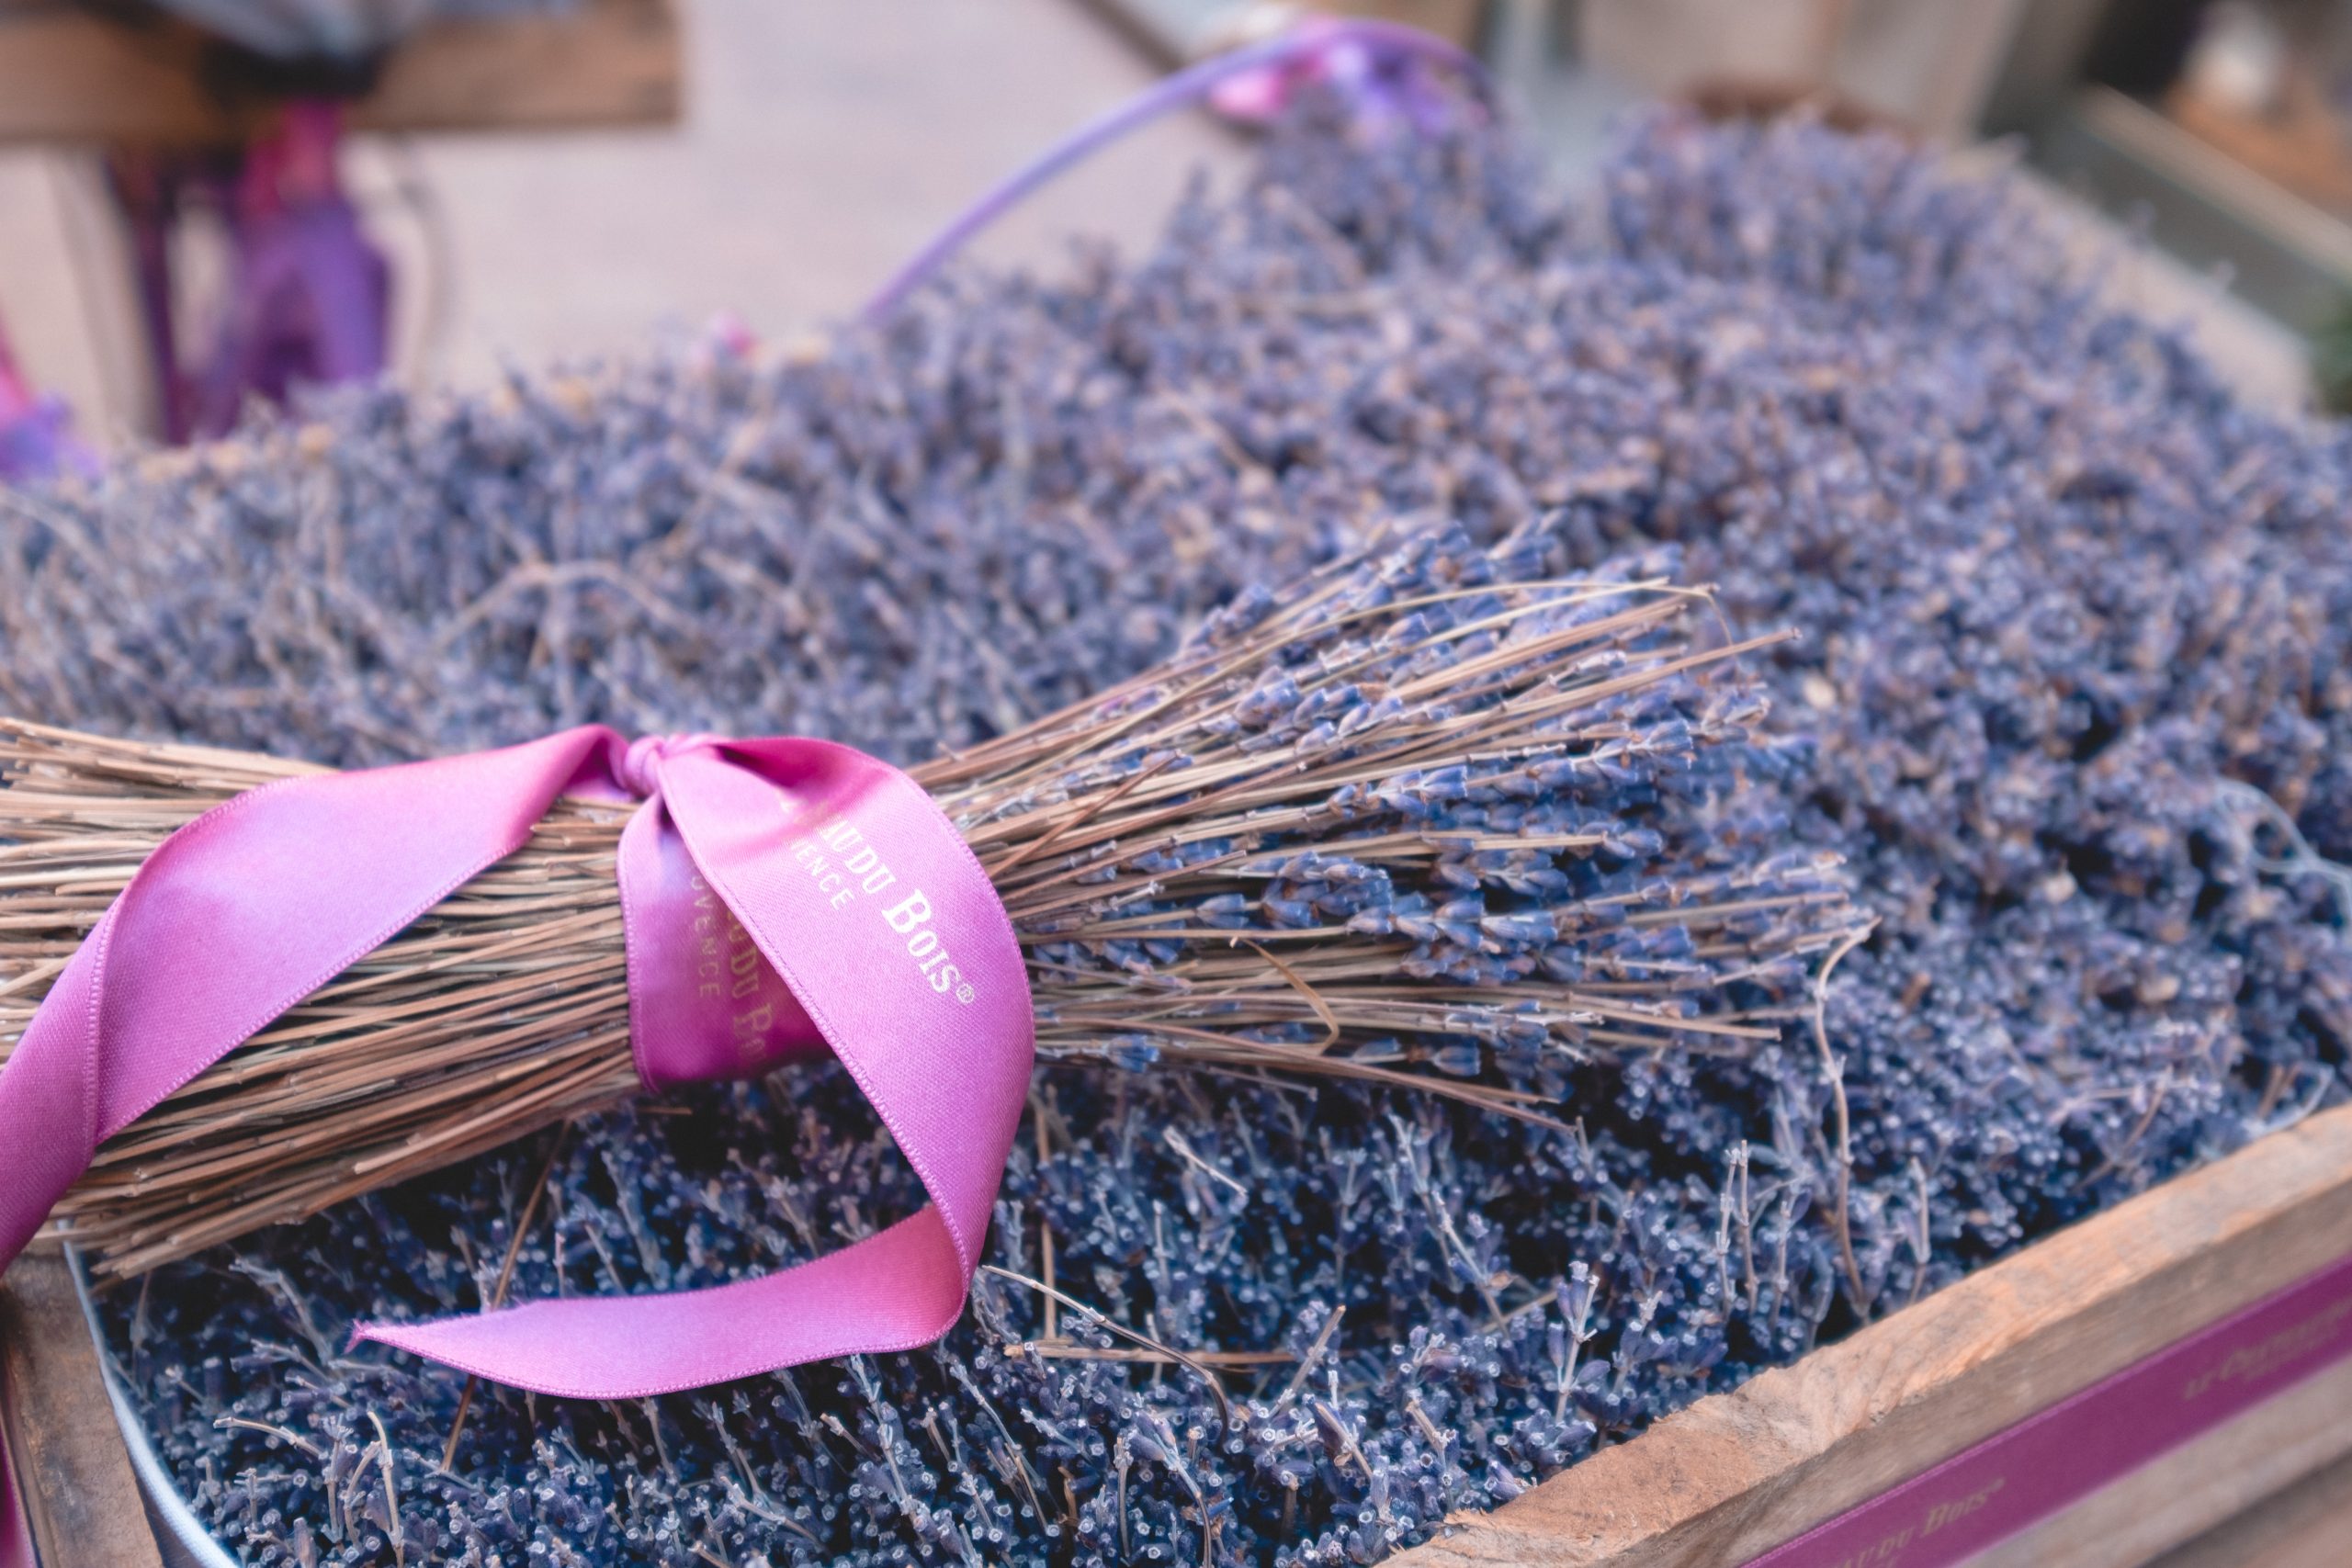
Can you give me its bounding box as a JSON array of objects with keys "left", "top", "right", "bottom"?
[{"left": 31, "top": 87, "right": 2352, "bottom": 1568}]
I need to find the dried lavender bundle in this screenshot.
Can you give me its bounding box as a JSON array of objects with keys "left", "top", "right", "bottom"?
[
  {"left": 38, "top": 97, "right": 2352, "bottom": 1568},
  {"left": 4, "top": 528, "right": 1849, "bottom": 1275}
]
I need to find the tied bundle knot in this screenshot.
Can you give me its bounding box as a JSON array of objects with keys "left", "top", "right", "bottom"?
[
  {"left": 0, "top": 723, "right": 1032, "bottom": 1421},
  {"left": 618, "top": 732, "right": 720, "bottom": 798}
]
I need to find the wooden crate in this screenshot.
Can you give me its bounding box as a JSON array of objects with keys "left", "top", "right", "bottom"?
[{"left": 11, "top": 1101, "right": 2352, "bottom": 1566}]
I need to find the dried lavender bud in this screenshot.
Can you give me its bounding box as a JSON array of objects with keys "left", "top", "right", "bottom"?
[{"left": 29, "top": 88, "right": 2352, "bottom": 1568}]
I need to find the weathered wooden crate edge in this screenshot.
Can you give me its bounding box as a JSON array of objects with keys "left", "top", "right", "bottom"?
[
  {"left": 1394, "top": 1100, "right": 2352, "bottom": 1567},
  {"left": 1, "top": 1251, "right": 162, "bottom": 1567}
]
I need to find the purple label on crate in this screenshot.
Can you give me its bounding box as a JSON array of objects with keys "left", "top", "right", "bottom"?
[{"left": 1741, "top": 1248, "right": 2352, "bottom": 1568}]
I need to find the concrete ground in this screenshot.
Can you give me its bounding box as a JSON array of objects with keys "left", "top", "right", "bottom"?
[{"left": 0, "top": 0, "right": 1242, "bottom": 447}]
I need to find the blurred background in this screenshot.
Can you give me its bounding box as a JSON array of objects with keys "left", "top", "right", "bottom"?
[{"left": 3, "top": 0, "right": 2348, "bottom": 465}]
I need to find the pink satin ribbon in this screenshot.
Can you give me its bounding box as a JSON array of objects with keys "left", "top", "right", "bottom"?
[{"left": 0, "top": 729, "right": 1030, "bottom": 1537}]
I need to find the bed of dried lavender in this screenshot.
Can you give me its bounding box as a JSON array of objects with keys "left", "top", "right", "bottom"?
[{"left": 9, "top": 99, "right": 2351, "bottom": 1567}]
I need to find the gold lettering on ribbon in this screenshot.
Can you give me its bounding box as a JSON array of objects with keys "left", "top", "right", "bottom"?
[{"left": 685, "top": 873, "right": 782, "bottom": 1064}]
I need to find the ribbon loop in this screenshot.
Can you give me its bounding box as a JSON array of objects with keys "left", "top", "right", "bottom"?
[{"left": 0, "top": 725, "right": 1033, "bottom": 1410}]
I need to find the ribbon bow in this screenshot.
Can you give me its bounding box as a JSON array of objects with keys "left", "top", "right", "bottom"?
[{"left": 0, "top": 728, "right": 1033, "bottom": 1405}]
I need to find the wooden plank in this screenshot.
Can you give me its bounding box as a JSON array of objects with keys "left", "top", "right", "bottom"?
[
  {"left": 0, "top": 1252, "right": 162, "bottom": 1568},
  {"left": 0, "top": 0, "right": 679, "bottom": 147},
  {"left": 1323, "top": 1, "right": 1488, "bottom": 51},
  {"left": 0, "top": 5, "right": 221, "bottom": 146},
  {"left": 1964, "top": 1351, "right": 2352, "bottom": 1565},
  {"left": 1393, "top": 1101, "right": 2352, "bottom": 1566},
  {"left": 349, "top": 0, "right": 679, "bottom": 136},
  {"left": 1075, "top": 0, "right": 1487, "bottom": 65},
  {"left": 2151, "top": 1443, "right": 2352, "bottom": 1568}
]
